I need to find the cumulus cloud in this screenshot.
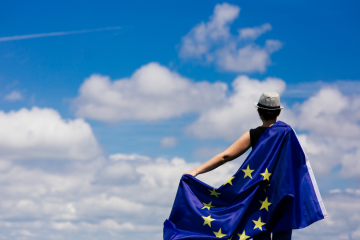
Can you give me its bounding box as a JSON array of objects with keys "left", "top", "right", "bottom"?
[
  {"left": 0, "top": 150, "right": 358, "bottom": 240},
  {"left": 292, "top": 88, "right": 360, "bottom": 177},
  {"left": 73, "top": 68, "right": 288, "bottom": 137},
  {"left": 296, "top": 87, "right": 360, "bottom": 138},
  {"left": 72, "top": 62, "right": 360, "bottom": 179},
  {"left": 181, "top": 79, "right": 360, "bottom": 179},
  {"left": 293, "top": 190, "right": 360, "bottom": 240},
  {"left": 215, "top": 39, "right": 282, "bottom": 72},
  {"left": 0, "top": 107, "right": 101, "bottom": 160},
  {"left": 4, "top": 90, "right": 23, "bottom": 101},
  {"left": 160, "top": 136, "right": 178, "bottom": 148},
  {"left": 179, "top": 3, "right": 240, "bottom": 58},
  {"left": 0, "top": 153, "right": 241, "bottom": 240},
  {"left": 179, "top": 3, "right": 282, "bottom": 73},
  {"left": 186, "top": 75, "right": 287, "bottom": 141},
  {"left": 72, "top": 62, "right": 227, "bottom": 122}
]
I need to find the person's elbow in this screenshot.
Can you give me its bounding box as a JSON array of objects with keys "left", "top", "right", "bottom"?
[{"left": 219, "top": 152, "right": 235, "bottom": 163}]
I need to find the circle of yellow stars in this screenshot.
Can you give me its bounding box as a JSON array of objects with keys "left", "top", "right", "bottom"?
[{"left": 198, "top": 165, "right": 272, "bottom": 238}]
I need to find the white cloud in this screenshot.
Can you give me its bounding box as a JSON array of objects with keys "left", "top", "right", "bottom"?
[
  {"left": 186, "top": 75, "right": 287, "bottom": 141},
  {"left": 329, "top": 189, "right": 342, "bottom": 194},
  {"left": 282, "top": 80, "right": 360, "bottom": 99},
  {"left": 0, "top": 107, "right": 101, "bottom": 160},
  {"left": 341, "top": 149, "right": 360, "bottom": 179},
  {"left": 238, "top": 23, "right": 272, "bottom": 40},
  {"left": 183, "top": 80, "right": 360, "bottom": 179},
  {"left": 72, "top": 64, "right": 360, "bottom": 179},
  {"left": 99, "top": 219, "right": 135, "bottom": 231},
  {"left": 0, "top": 153, "right": 240, "bottom": 239},
  {"left": 292, "top": 88, "right": 360, "bottom": 177},
  {"left": 0, "top": 149, "right": 359, "bottom": 239},
  {"left": 160, "top": 136, "right": 178, "bottom": 148},
  {"left": 72, "top": 62, "right": 227, "bottom": 122},
  {"left": 109, "top": 153, "right": 151, "bottom": 162},
  {"left": 179, "top": 3, "right": 240, "bottom": 58},
  {"left": 293, "top": 191, "right": 360, "bottom": 240},
  {"left": 4, "top": 90, "right": 23, "bottom": 101},
  {"left": 179, "top": 3, "right": 282, "bottom": 73},
  {"left": 296, "top": 87, "right": 360, "bottom": 138},
  {"left": 215, "top": 39, "right": 282, "bottom": 72}
]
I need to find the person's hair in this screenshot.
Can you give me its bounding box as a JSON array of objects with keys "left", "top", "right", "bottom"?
[{"left": 258, "top": 108, "right": 281, "bottom": 121}]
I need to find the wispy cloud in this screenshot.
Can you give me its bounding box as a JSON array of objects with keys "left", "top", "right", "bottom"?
[
  {"left": 4, "top": 90, "right": 23, "bottom": 101},
  {"left": 0, "top": 26, "right": 121, "bottom": 42}
]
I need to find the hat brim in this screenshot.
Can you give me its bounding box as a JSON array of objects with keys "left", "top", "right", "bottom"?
[{"left": 254, "top": 102, "right": 284, "bottom": 110}]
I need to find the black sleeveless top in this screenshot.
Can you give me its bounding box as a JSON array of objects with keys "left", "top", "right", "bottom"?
[{"left": 250, "top": 126, "right": 269, "bottom": 148}]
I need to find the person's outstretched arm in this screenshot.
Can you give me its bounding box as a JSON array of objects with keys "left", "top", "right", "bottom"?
[{"left": 183, "top": 131, "right": 251, "bottom": 177}]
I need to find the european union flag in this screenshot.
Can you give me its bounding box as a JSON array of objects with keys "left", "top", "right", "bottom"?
[{"left": 164, "top": 121, "right": 327, "bottom": 240}]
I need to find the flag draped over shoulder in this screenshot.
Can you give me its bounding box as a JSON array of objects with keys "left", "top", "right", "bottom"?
[{"left": 164, "top": 121, "right": 327, "bottom": 240}]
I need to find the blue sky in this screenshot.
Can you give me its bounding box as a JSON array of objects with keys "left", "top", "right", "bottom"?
[
  {"left": 0, "top": 1, "right": 360, "bottom": 239},
  {"left": 1, "top": 0, "right": 359, "bottom": 158}
]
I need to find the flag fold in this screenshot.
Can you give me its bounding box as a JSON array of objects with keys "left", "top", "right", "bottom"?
[{"left": 164, "top": 121, "right": 327, "bottom": 240}]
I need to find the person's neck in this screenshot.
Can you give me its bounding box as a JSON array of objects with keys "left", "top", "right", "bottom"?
[{"left": 261, "top": 119, "right": 277, "bottom": 127}]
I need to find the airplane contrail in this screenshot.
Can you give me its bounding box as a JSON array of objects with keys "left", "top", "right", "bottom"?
[{"left": 0, "top": 26, "right": 122, "bottom": 42}]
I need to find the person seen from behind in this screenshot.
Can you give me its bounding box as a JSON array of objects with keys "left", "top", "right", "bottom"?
[{"left": 183, "top": 92, "right": 292, "bottom": 240}]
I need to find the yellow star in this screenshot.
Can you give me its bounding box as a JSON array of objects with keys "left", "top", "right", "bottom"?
[
  {"left": 202, "top": 215, "right": 215, "bottom": 227},
  {"left": 238, "top": 230, "right": 250, "bottom": 240},
  {"left": 260, "top": 169, "right": 272, "bottom": 181},
  {"left": 209, "top": 188, "right": 221, "bottom": 198},
  {"left": 213, "top": 228, "right": 226, "bottom": 238},
  {"left": 259, "top": 197, "right": 272, "bottom": 211},
  {"left": 227, "top": 236, "right": 233, "bottom": 240},
  {"left": 253, "top": 217, "right": 266, "bottom": 231},
  {"left": 223, "top": 176, "right": 235, "bottom": 186},
  {"left": 264, "top": 184, "right": 270, "bottom": 192},
  {"left": 202, "top": 201, "right": 215, "bottom": 210},
  {"left": 242, "top": 165, "right": 254, "bottom": 179}
]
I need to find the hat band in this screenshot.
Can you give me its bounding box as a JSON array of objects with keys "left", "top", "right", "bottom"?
[{"left": 257, "top": 103, "right": 281, "bottom": 110}]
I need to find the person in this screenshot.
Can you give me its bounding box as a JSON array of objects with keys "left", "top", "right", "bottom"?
[{"left": 183, "top": 92, "right": 292, "bottom": 240}]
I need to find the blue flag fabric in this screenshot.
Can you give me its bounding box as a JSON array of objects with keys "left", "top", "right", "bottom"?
[{"left": 164, "top": 121, "right": 327, "bottom": 240}]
